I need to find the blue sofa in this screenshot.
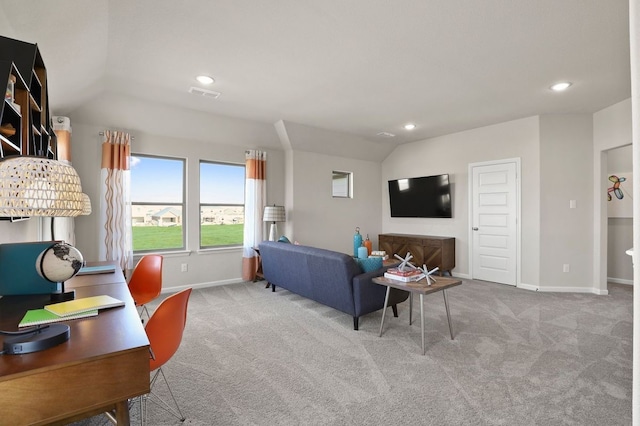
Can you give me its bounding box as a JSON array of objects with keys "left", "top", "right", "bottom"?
[{"left": 258, "top": 241, "right": 409, "bottom": 330}]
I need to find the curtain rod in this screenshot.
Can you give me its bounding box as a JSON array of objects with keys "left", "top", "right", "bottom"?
[{"left": 98, "top": 131, "right": 135, "bottom": 140}]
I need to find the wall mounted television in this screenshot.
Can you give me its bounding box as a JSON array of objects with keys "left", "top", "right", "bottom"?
[{"left": 388, "top": 174, "right": 452, "bottom": 218}]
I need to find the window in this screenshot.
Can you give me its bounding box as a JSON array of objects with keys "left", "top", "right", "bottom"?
[
  {"left": 130, "top": 155, "right": 185, "bottom": 252},
  {"left": 199, "top": 161, "right": 245, "bottom": 248},
  {"left": 332, "top": 171, "right": 352, "bottom": 198}
]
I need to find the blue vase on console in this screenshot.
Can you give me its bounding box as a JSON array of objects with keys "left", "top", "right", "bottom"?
[{"left": 353, "top": 227, "right": 363, "bottom": 258}]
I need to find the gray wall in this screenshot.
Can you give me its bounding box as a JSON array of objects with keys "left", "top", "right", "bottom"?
[
  {"left": 382, "top": 116, "right": 542, "bottom": 287},
  {"left": 539, "top": 114, "right": 594, "bottom": 290},
  {"left": 606, "top": 144, "right": 633, "bottom": 283},
  {"left": 289, "top": 150, "right": 383, "bottom": 254},
  {"left": 67, "top": 93, "right": 286, "bottom": 290},
  {"left": 593, "top": 99, "right": 633, "bottom": 292}
]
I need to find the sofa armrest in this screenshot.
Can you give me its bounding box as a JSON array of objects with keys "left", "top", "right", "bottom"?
[{"left": 352, "top": 267, "right": 409, "bottom": 317}]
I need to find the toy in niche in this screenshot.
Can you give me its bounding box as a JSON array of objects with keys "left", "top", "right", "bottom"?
[{"left": 5, "top": 74, "right": 15, "bottom": 102}]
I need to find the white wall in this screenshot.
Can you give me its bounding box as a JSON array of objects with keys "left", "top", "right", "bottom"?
[
  {"left": 68, "top": 94, "right": 285, "bottom": 291},
  {"left": 593, "top": 98, "right": 633, "bottom": 293},
  {"left": 289, "top": 150, "right": 383, "bottom": 254},
  {"left": 382, "top": 116, "right": 541, "bottom": 285},
  {"left": 539, "top": 114, "right": 594, "bottom": 291},
  {"left": 0, "top": 219, "right": 40, "bottom": 244},
  {"left": 606, "top": 144, "right": 633, "bottom": 283}
]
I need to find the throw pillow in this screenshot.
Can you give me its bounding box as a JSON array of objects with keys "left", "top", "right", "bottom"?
[
  {"left": 278, "top": 235, "right": 291, "bottom": 243},
  {"left": 355, "top": 256, "right": 383, "bottom": 273}
]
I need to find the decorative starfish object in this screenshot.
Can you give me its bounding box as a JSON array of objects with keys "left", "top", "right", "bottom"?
[
  {"left": 416, "top": 264, "right": 440, "bottom": 285},
  {"left": 394, "top": 252, "right": 416, "bottom": 271}
]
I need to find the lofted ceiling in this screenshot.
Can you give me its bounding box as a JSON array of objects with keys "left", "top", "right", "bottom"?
[{"left": 0, "top": 0, "right": 631, "bottom": 146}]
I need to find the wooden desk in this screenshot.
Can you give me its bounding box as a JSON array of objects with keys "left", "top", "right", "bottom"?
[
  {"left": 372, "top": 275, "right": 462, "bottom": 355},
  {"left": 0, "top": 263, "right": 150, "bottom": 425}
]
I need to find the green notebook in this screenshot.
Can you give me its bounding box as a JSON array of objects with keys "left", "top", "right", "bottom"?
[{"left": 18, "top": 308, "right": 99, "bottom": 328}]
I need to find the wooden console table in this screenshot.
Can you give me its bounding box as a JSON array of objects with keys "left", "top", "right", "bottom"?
[
  {"left": 0, "top": 262, "right": 150, "bottom": 425},
  {"left": 378, "top": 233, "right": 455, "bottom": 275}
]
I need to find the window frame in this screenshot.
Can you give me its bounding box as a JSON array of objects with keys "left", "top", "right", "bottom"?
[
  {"left": 130, "top": 153, "right": 186, "bottom": 254},
  {"left": 332, "top": 170, "right": 353, "bottom": 198},
  {"left": 199, "top": 159, "right": 246, "bottom": 249}
]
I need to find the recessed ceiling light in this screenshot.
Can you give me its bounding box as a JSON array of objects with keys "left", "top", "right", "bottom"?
[
  {"left": 550, "top": 82, "right": 572, "bottom": 92},
  {"left": 196, "top": 75, "right": 214, "bottom": 85},
  {"left": 404, "top": 123, "right": 416, "bottom": 130}
]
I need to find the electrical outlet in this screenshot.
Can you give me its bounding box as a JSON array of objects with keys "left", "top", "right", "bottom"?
[
  {"left": 181, "top": 263, "right": 188, "bottom": 272},
  {"left": 563, "top": 264, "right": 570, "bottom": 273}
]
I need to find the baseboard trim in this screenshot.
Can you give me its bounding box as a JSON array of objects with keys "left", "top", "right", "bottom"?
[
  {"left": 451, "top": 272, "right": 471, "bottom": 280},
  {"left": 608, "top": 277, "right": 633, "bottom": 285},
  {"left": 161, "top": 277, "right": 244, "bottom": 293},
  {"left": 517, "top": 282, "right": 539, "bottom": 292}
]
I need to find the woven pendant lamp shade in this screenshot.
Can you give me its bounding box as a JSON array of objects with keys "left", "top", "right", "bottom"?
[
  {"left": 0, "top": 156, "right": 84, "bottom": 217},
  {"left": 81, "top": 193, "right": 92, "bottom": 215}
]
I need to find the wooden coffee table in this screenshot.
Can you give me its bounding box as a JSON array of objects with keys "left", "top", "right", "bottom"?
[{"left": 372, "top": 275, "right": 462, "bottom": 355}]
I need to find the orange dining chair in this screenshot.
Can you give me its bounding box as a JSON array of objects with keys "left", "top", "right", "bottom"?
[
  {"left": 128, "top": 255, "right": 163, "bottom": 320},
  {"left": 138, "top": 287, "right": 192, "bottom": 424}
]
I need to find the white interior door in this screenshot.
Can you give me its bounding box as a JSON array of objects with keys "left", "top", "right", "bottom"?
[{"left": 471, "top": 161, "right": 518, "bottom": 285}]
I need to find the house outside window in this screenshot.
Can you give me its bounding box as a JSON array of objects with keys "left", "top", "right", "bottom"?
[
  {"left": 200, "top": 160, "right": 245, "bottom": 248},
  {"left": 130, "top": 154, "right": 186, "bottom": 252}
]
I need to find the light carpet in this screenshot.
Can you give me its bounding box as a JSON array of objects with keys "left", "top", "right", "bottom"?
[{"left": 73, "top": 279, "right": 632, "bottom": 425}]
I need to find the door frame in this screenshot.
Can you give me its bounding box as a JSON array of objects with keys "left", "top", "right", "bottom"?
[{"left": 468, "top": 157, "right": 522, "bottom": 287}]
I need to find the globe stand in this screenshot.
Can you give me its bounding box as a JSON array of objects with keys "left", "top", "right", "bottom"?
[
  {"left": 2, "top": 324, "right": 71, "bottom": 354},
  {"left": 51, "top": 282, "right": 75, "bottom": 302}
]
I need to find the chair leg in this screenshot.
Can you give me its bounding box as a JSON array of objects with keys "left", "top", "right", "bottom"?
[
  {"left": 147, "top": 367, "right": 186, "bottom": 422},
  {"left": 138, "top": 304, "right": 151, "bottom": 323}
]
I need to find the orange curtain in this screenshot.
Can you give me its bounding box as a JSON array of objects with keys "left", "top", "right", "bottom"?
[
  {"left": 242, "top": 150, "right": 267, "bottom": 281},
  {"left": 99, "top": 131, "right": 133, "bottom": 272}
]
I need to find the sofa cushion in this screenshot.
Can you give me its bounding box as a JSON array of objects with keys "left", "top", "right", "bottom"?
[{"left": 355, "top": 256, "right": 383, "bottom": 273}]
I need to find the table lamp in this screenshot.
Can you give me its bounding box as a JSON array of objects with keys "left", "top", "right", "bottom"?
[
  {"left": 0, "top": 156, "right": 85, "bottom": 354},
  {"left": 263, "top": 205, "right": 285, "bottom": 241}
]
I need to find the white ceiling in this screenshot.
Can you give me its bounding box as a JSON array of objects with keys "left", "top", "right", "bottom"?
[{"left": 0, "top": 0, "right": 631, "bottom": 145}]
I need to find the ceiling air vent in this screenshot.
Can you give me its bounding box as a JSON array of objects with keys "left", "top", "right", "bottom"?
[
  {"left": 376, "top": 131, "right": 396, "bottom": 138},
  {"left": 188, "top": 86, "right": 221, "bottom": 99}
]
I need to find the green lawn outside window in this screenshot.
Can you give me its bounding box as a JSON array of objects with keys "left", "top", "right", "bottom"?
[{"left": 133, "top": 224, "right": 243, "bottom": 251}]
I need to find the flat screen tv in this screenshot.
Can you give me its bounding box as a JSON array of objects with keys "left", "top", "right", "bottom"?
[{"left": 388, "top": 174, "right": 452, "bottom": 218}]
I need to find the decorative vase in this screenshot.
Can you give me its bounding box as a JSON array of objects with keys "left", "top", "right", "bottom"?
[
  {"left": 357, "top": 244, "right": 368, "bottom": 259},
  {"left": 353, "top": 227, "right": 363, "bottom": 258},
  {"left": 364, "top": 234, "right": 372, "bottom": 256}
]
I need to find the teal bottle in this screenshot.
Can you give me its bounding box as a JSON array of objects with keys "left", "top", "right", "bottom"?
[{"left": 353, "top": 227, "right": 363, "bottom": 257}]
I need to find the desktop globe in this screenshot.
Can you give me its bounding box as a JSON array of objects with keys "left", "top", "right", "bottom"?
[{"left": 36, "top": 242, "right": 84, "bottom": 284}]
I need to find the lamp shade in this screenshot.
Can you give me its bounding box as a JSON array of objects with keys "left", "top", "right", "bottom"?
[
  {"left": 0, "top": 156, "right": 84, "bottom": 217},
  {"left": 81, "top": 193, "right": 92, "bottom": 216},
  {"left": 263, "top": 205, "right": 285, "bottom": 223}
]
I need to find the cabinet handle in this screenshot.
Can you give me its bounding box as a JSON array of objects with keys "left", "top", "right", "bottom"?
[{"left": 472, "top": 227, "right": 479, "bottom": 231}]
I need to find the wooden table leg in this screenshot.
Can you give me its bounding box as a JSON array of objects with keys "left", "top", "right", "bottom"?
[{"left": 114, "top": 400, "right": 130, "bottom": 425}]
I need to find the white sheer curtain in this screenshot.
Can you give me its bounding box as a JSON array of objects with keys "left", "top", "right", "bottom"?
[
  {"left": 98, "top": 130, "right": 133, "bottom": 272},
  {"left": 242, "top": 150, "right": 267, "bottom": 281}
]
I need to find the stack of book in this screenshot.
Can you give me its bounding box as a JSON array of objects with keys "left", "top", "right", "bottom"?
[
  {"left": 383, "top": 268, "right": 425, "bottom": 282},
  {"left": 369, "top": 250, "right": 389, "bottom": 260}
]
